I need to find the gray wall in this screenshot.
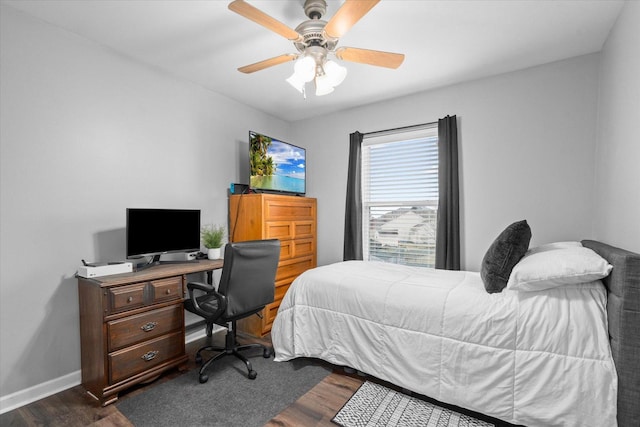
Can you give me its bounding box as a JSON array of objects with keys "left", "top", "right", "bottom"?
[
  {"left": 593, "top": 1, "right": 640, "bottom": 252},
  {"left": 1, "top": 0, "right": 639, "bottom": 413},
  {"left": 0, "top": 5, "right": 290, "bottom": 404},
  {"left": 295, "top": 54, "right": 601, "bottom": 270}
]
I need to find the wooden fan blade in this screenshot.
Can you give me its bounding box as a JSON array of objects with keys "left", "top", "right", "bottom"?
[
  {"left": 229, "top": 0, "right": 302, "bottom": 42},
  {"left": 323, "top": 0, "right": 380, "bottom": 39},
  {"left": 238, "top": 54, "right": 297, "bottom": 74},
  {"left": 335, "top": 47, "right": 404, "bottom": 69}
]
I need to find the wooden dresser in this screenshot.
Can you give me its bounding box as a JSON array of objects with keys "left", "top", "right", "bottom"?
[
  {"left": 77, "top": 260, "right": 223, "bottom": 405},
  {"left": 229, "top": 193, "right": 317, "bottom": 336}
]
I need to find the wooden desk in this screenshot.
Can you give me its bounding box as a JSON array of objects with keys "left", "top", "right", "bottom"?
[{"left": 77, "top": 259, "right": 223, "bottom": 405}]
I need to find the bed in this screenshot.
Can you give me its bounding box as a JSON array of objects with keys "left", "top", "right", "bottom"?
[{"left": 272, "top": 240, "right": 639, "bottom": 427}]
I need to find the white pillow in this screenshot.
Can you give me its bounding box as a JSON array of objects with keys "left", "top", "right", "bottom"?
[
  {"left": 525, "top": 241, "right": 582, "bottom": 256},
  {"left": 507, "top": 246, "right": 612, "bottom": 291}
]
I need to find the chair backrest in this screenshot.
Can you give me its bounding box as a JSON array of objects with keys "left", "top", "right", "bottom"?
[{"left": 218, "top": 239, "right": 280, "bottom": 320}]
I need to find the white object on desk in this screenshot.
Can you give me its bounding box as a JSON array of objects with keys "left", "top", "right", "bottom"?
[{"left": 77, "top": 262, "right": 133, "bottom": 278}]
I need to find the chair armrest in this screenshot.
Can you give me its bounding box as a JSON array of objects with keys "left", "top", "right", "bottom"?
[
  {"left": 186, "top": 281, "right": 227, "bottom": 319},
  {"left": 186, "top": 281, "right": 215, "bottom": 293}
]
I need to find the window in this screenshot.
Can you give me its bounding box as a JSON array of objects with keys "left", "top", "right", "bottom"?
[{"left": 361, "top": 125, "right": 438, "bottom": 267}]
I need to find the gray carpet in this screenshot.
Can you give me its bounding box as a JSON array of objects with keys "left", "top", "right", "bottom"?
[{"left": 117, "top": 354, "right": 330, "bottom": 427}]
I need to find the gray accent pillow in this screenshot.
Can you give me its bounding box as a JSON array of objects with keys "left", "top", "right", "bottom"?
[{"left": 481, "top": 220, "right": 532, "bottom": 293}]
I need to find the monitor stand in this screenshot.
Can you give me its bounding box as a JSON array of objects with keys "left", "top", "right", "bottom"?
[{"left": 135, "top": 254, "right": 198, "bottom": 271}]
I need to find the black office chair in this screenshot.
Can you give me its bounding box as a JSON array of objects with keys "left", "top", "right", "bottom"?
[{"left": 184, "top": 239, "right": 280, "bottom": 383}]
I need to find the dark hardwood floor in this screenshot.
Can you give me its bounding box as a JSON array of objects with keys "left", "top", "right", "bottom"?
[
  {"left": 0, "top": 332, "right": 364, "bottom": 427},
  {"left": 266, "top": 373, "right": 362, "bottom": 427},
  {"left": 1, "top": 331, "right": 512, "bottom": 427}
]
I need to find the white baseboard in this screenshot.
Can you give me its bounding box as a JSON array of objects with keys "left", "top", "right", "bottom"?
[
  {"left": 185, "top": 323, "right": 224, "bottom": 343},
  {"left": 0, "top": 370, "right": 81, "bottom": 415},
  {"left": 185, "top": 327, "right": 208, "bottom": 343},
  {"left": 0, "top": 327, "right": 221, "bottom": 415}
]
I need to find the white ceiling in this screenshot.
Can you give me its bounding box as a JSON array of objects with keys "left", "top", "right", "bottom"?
[{"left": 3, "top": 0, "right": 624, "bottom": 122}]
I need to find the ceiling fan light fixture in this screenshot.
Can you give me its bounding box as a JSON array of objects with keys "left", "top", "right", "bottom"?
[
  {"left": 293, "top": 55, "right": 316, "bottom": 82},
  {"left": 315, "top": 73, "right": 335, "bottom": 96},
  {"left": 286, "top": 73, "right": 306, "bottom": 93},
  {"left": 323, "top": 60, "right": 347, "bottom": 87}
]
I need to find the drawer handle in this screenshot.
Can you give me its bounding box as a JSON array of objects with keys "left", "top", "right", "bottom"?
[
  {"left": 166, "top": 289, "right": 171, "bottom": 295},
  {"left": 140, "top": 322, "right": 158, "bottom": 332},
  {"left": 127, "top": 296, "right": 133, "bottom": 303},
  {"left": 141, "top": 350, "right": 159, "bottom": 362}
]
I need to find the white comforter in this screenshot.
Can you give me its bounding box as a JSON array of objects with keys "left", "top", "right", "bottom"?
[{"left": 272, "top": 261, "right": 617, "bottom": 427}]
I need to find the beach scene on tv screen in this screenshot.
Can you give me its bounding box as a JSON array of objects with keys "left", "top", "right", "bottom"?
[{"left": 250, "top": 132, "right": 305, "bottom": 194}]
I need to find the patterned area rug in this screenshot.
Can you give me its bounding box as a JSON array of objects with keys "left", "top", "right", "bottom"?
[{"left": 332, "top": 381, "right": 495, "bottom": 427}]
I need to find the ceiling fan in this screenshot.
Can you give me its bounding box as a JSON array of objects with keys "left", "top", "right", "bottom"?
[{"left": 228, "top": 0, "right": 405, "bottom": 96}]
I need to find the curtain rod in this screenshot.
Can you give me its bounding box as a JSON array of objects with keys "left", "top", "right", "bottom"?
[{"left": 363, "top": 121, "right": 437, "bottom": 137}]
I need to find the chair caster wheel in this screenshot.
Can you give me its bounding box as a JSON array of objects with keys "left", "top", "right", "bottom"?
[
  {"left": 199, "top": 374, "right": 208, "bottom": 383},
  {"left": 195, "top": 354, "right": 202, "bottom": 364},
  {"left": 248, "top": 370, "right": 257, "bottom": 380},
  {"left": 263, "top": 348, "right": 271, "bottom": 358}
]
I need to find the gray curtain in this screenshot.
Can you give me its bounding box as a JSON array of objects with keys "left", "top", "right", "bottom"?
[
  {"left": 343, "top": 131, "right": 363, "bottom": 261},
  {"left": 435, "top": 115, "right": 460, "bottom": 270}
]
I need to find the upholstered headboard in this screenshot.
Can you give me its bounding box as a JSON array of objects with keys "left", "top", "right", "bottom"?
[{"left": 582, "top": 240, "right": 640, "bottom": 427}]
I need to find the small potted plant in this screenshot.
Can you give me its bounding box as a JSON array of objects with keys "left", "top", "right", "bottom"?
[{"left": 201, "top": 224, "right": 225, "bottom": 260}]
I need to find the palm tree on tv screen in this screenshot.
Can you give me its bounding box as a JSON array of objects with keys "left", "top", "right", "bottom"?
[{"left": 250, "top": 133, "right": 276, "bottom": 176}]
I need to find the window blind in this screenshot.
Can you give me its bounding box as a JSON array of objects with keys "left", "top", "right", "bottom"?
[{"left": 362, "top": 126, "right": 438, "bottom": 267}]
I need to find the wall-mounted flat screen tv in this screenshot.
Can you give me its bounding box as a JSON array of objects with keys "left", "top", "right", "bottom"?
[{"left": 249, "top": 131, "right": 306, "bottom": 195}]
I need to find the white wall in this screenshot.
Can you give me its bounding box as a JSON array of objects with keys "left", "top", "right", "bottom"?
[
  {"left": 0, "top": 4, "right": 289, "bottom": 404},
  {"left": 593, "top": 0, "right": 640, "bottom": 253},
  {"left": 294, "top": 54, "right": 601, "bottom": 271}
]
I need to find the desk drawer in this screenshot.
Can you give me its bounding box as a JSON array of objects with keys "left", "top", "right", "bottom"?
[
  {"left": 108, "top": 283, "right": 146, "bottom": 314},
  {"left": 108, "top": 305, "right": 183, "bottom": 352},
  {"left": 109, "top": 331, "right": 183, "bottom": 384},
  {"left": 150, "top": 276, "right": 182, "bottom": 304}
]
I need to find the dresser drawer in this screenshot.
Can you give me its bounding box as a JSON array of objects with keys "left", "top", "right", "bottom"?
[
  {"left": 266, "top": 221, "right": 315, "bottom": 241},
  {"left": 108, "top": 283, "right": 146, "bottom": 314},
  {"left": 109, "top": 331, "right": 184, "bottom": 384},
  {"left": 264, "top": 198, "right": 315, "bottom": 221},
  {"left": 150, "top": 276, "right": 182, "bottom": 304},
  {"left": 292, "top": 238, "right": 314, "bottom": 258},
  {"left": 274, "top": 278, "right": 293, "bottom": 302},
  {"left": 264, "top": 301, "right": 280, "bottom": 331},
  {"left": 293, "top": 221, "right": 314, "bottom": 239},
  {"left": 276, "top": 256, "right": 315, "bottom": 282},
  {"left": 279, "top": 240, "right": 293, "bottom": 260},
  {"left": 279, "top": 239, "right": 314, "bottom": 260},
  {"left": 108, "top": 305, "right": 183, "bottom": 352},
  {"left": 265, "top": 221, "right": 293, "bottom": 240}
]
